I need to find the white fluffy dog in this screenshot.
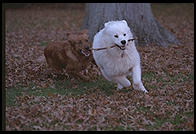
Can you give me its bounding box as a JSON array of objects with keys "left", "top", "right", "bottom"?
[{"left": 92, "top": 20, "right": 148, "bottom": 93}]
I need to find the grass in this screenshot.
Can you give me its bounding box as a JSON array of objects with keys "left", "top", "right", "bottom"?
[
  {"left": 6, "top": 86, "right": 23, "bottom": 106},
  {"left": 39, "top": 41, "right": 48, "bottom": 46},
  {"left": 112, "top": 126, "right": 125, "bottom": 131},
  {"left": 6, "top": 70, "right": 194, "bottom": 130},
  {"left": 6, "top": 70, "right": 192, "bottom": 107},
  {"left": 146, "top": 117, "right": 168, "bottom": 130},
  {"left": 165, "top": 101, "right": 175, "bottom": 105},
  {"left": 6, "top": 77, "right": 115, "bottom": 106},
  {"left": 184, "top": 111, "right": 194, "bottom": 118},
  {"left": 143, "top": 72, "right": 155, "bottom": 82},
  {"left": 143, "top": 71, "right": 193, "bottom": 86},
  {"left": 137, "top": 106, "right": 151, "bottom": 112},
  {"left": 145, "top": 112, "right": 193, "bottom": 131}
]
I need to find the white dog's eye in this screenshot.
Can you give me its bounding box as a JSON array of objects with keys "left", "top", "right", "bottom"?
[
  {"left": 123, "top": 34, "right": 126, "bottom": 36},
  {"left": 114, "top": 35, "right": 118, "bottom": 38}
]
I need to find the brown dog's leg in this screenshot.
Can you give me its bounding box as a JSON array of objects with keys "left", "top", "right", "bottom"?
[{"left": 66, "top": 64, "right": 89, "bottom": 81}]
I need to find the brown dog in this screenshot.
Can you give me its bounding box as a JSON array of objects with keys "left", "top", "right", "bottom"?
[{"left": 44, "top": 30, "right": 93, "bottom": 80}]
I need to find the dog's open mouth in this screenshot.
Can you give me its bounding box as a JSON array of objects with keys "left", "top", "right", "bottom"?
[
  {"left": 81, "top": 48, "right": 90, "bottom": 57},
  {"left": 115, "top": 44, "right": 126, "bottom": 50}
]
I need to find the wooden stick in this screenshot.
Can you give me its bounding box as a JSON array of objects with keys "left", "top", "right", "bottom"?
[
  {"left": 90, "top": 45, "right": 116, "bottom": 51},
  {"left": 90, "top": 37, "right": 137, "bottom": 51}
]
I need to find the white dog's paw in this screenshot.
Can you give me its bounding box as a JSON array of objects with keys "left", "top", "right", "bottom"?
[
  {"left": 117, "top": 83, "right": 123, "bottom": 90},
  {"left": 133, "top": 83, "right": 148, "bottom": 93},
  {"left": 116, "top": 83, "right": 132, "bottom": 90}
]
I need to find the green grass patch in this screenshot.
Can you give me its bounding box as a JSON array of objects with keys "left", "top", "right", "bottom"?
[
  {"left": 7, "top": 71, "right": 191, "bottom": 106},
  {"left": 87, "top": 126, "right": 97, "bottom": 131},
  {"left": 187, "top": 73, "right": 194, "bottom": 81},
  {"left": 143, "top": 72, "right": 155, "bottom": 82},
  {"left": 6, "top": 77, "right": 116, "bottom": 106},
  {"left": 165, "top": 101, "right": 175, "bottom": 105},
  {"left": 113, "top": 126, "right": 125, "bottom": 131},
  {"left": 6, "top": 85, "right": 24, "bottom": 106},
  {"left": 137, "top": 106, "right": 151, "bottom": 112},
  {"left": 143, "top": 71, "right": 193, "bottom": 90},
  {"left": 184, "top": 111, "right": 194, "bottom": 118},
  {"left": 95, "top": 77, "right": 115, "bottom": 95},
  {"left": 145, "top": 112, "right": 191, "bottom": 130},
  {"left": 101, "top": 125, "right": 133, "bottom": 131},
  {"left": 39, "top": 41, "right": 48, "bottom": 46},
  {"left": 146, "top": 117, "right": 168, "bottom": 130},
  {"left": 171, "top": 115, "right": 183, "bottom": 125}
]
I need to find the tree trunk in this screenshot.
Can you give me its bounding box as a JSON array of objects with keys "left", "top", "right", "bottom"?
[{"left": 82, "top": 3, "right": 179, "bottom": 46}]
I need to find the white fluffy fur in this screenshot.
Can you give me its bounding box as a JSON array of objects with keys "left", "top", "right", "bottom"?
[{"left": 92, "top": 20, "right": 148, "bottom": 93}]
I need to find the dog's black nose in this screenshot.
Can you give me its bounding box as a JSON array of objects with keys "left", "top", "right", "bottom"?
[
  {"left": 85, "top": 46, "right": 90, "bottom": 50},
  {"left": 121, "top": 40, "right": 126, "bottom": 45}
]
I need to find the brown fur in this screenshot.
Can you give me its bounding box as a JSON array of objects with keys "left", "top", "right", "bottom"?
[{"left": 44, "top": 30, "right": 93, "bottom": 80}]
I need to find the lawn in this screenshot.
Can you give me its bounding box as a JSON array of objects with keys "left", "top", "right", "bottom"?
[{"left": 5, "top": 3, "right": 194, "bottom": 131}]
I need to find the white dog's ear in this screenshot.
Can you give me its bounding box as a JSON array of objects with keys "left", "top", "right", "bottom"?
[
  {"left": 104, "top": 21, "right": 112, "bottom": 28},
  {"left": 122, "top": 20, "right": 128, "bottom": 25}
]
